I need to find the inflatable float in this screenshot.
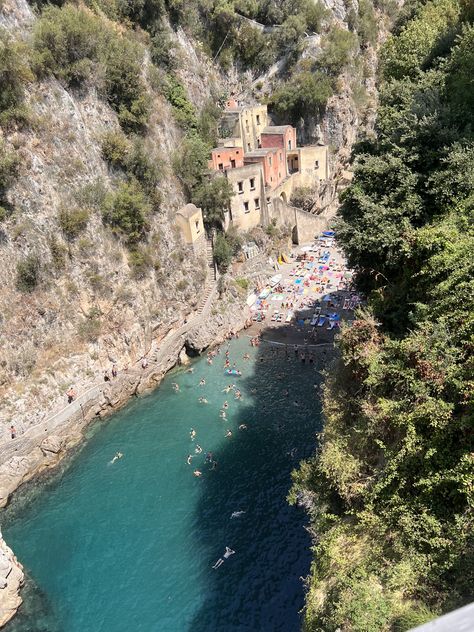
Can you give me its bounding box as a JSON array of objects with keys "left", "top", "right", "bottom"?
[{"left": 225, "top": 369, "right": 242, "bottom": 376}]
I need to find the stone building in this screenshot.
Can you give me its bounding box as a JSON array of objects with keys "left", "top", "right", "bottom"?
[
  {"left": 176, "top": 204, "right": 205, "bottom": 252},
  {"left": 218, "top": 102, "right": 268, "bottom": 152},
  {"left": 208, "top": 146, "right": 244, "bottom": 171},
  {"left": 244, "top": 147, "right": 286, "bottom": 190},
  {"left": 223, "top": 163, "right": 265, "bottom": 231},
  {"left": 260, "top": 125, "right": 297, "bottom": 153}
]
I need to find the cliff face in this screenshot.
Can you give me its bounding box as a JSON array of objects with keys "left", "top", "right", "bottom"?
[{"left": 0, "top": 0, "right": 225, "bottom": 445}]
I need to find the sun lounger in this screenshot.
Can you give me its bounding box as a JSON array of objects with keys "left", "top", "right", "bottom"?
[
  {"left": 327, "top": 321, "right": 335, "bottom": 330},
  {"left": 317, "top": 316, "right": 326, "bottom": 327}
]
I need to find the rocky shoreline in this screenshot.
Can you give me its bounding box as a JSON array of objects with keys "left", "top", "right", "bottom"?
[{"left": 0, "top": 288, "right": 251, "bottom": 628}]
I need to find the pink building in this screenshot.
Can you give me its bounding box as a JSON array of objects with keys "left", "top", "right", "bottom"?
[
  {"left": 260, "top": 125, "right": 297, "bottom": 153},
  {"left": 244, "top": 147, "right": 286, "bottom": 190},
  {"left": 209, "top": 147, "right": 244, "bottom": 171}
]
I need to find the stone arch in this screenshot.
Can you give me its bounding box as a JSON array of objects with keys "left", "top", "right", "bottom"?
[{"left": 280, "top": 191, "right": 288, "bottom": 204}]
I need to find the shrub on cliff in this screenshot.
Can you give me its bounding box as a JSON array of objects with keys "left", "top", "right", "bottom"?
[
  {"left": 32, "top": 5, "right": 150, "bottom": 132},
  {"left": 102, "top": 180, "right": 150, "bottom": 243},
  {"left": 58, "top": 207, "right": 90, "bottom": 241},
  {"left": 16, "top": 254, "right": 41, "bottom": 292},
  {"left": 0, "top": 32, "right": 33, "bottom": 127},
  {"left": 269, "top": 71, "right": 333, "bottom": 123},
  {"left": 173, "top": 134, "right": 210, "bottom": 198},
  {"left": 193, "top": 176, "right": 233, "bottom": 229}
]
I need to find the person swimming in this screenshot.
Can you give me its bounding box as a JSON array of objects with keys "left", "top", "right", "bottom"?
[
  {"left": 190, "top": 428, "right": 196, "bottom": 441},
  {"left": 222, "top": 385, "right": 232, "bottom": 393},
  {"left": 225, "top": 429, "right": 232, "bottom": 438},
  {"left": 186, "top": 367, "right": 194, "bottom": 373},
  {"left": 219, "top": 410, "right": 227, "bottom": 419},
  {"left": 199, "top": 378, "right": 206, "bottom": 386},
  {"left": 186, "top": 454, "right": 193, "bottom": 465},
  {"left": 238, "top": 424, "right": 247, "bottom": 430},
  {"left": 110, "top": 452, "right": 123, "bottom": 464},
  {"left": 198, "top": 397, "right": 208, "bottom": 404},
  {"left": 195, "top": 444, "right": 202, "bottom": 454},
  {"left": 223, "top": 401, "right": 229, "bottom": 409},
  {"left": 193, "top": 470, "right": 202, "bottom": 477},
  {"left": 205, "top": 451, "right": 213, "bottom": 463},
  {"left": 230, "top": 511, "right": 246, "bottom": 519},
  {"left": 172, "top": 383, "right": 180, "bottom": 392},
  {"left": 234, "top": 390, "right": 242, "bottom": 400},
  {"left": 212, "top": 546, "right": 235, "bottom": 569},
  {"left": 210, "top": 460, "right": 218, "bottom": 470}
]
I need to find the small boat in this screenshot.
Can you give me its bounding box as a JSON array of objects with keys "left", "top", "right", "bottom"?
[{"left": 225, "top": 368, "right": 242, "bottom": 376}]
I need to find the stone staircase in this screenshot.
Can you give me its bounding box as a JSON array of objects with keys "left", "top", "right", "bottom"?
[
  {"left": 206, "top": 237, "right": 217, "bottom": 281},
  {"left": 197, "top": 281, "right": 216, "bottom": 315}
]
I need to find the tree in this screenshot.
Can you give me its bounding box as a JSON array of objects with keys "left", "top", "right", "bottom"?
[
  {"left": 102, "top": 180, "right": 150, "bottom": 243},
  {"left": 173, "top": 134, "right": 210, "bottom": 197},
  {"left": 193, "top": 176, "right": 234, "bottom": 229},
  {"left": 269, "top": 71, "right": 333, "bottom": 123},
  {"left": 213, "top": 232, "right": 233, "bottom": 271}
]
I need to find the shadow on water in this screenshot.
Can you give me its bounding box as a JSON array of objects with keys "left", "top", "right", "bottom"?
[{"left": 188, "top": 329, "right": 327, "bottom": 632}]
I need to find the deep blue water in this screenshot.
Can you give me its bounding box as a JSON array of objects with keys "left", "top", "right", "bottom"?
[{"left": 3, "top": 337, "right": 322, "bottom": 632}]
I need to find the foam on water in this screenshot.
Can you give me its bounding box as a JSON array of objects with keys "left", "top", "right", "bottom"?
[{"left": 3, "top": 337, "right": 323, "bottom": 632}]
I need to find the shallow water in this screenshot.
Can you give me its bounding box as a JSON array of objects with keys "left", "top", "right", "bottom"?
[{"left": 3, "top": 337, "right": 322, "bottom": 632}]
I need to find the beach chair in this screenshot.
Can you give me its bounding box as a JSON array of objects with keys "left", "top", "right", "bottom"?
[{"left": 317, "top": 316, "right": 326, "bottom": 327}]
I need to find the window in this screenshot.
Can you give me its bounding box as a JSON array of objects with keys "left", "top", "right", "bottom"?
[
  {"left": 280, "top": 153, "right": 283, "bottom": 163},
  {"left": 218, "top": 163, "right": 224, "bottom": 170},
  {"left": 250, "top": 178, "right": 255, "bottom": 190},
  {"left": 247, "top": 143, "right": 251, "bottom": 151},
  {"left": 256, "top": 114, "right": 260, "bottom": 125},
  {"left": 270, "top": 176, "right": 273, "bottom": 182},
  {"left": 254, "top": 197, "right": 260, "bottom": 209},
  {"left": 195, "top": 220, "right": 200, "bottom": 233},
  {"left": 244, "top": 201, "right": 249, "bottom": 213},
  {"left": 238, "top": 181, "right": 244, "bottom": 193},
  {"left": 278, "top": 172, "right": 281, "bottom": 179},
  {"left": 230, "top": 159, "right": 236, "bottom": 168},
  {"left": 288, "top": 140, "right": 292, "bottom": 150},
  {"left": 269, "top": 156, "right": 272, "bottom": 166},
  {"left": 315, "top": 160, "right": 319, "bottom": 169}
]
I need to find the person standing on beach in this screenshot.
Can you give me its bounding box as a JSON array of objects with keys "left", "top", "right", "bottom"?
[
  {"left": 66, "top": 387, "right": 76, "bottom": 404},
  {"left": 10, "top": 425, "right": 16, "bottom": 439}
]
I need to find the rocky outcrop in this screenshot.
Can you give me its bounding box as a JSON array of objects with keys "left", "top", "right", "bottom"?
[{"left": 0, "top": 536, "right": 24, "bottom": 628}]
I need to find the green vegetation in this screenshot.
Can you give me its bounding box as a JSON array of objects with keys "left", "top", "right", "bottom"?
[
  {"left": 0, "top": 31, "right": 33, "bottom": 127},
  {"left": 58, "top": 207, "right": 90, "bottom": 241},
  {"left": 0, "top": 141, "right": 19, "bottom": 218},
  {"left": 213, "top": 228, "right": 242, "bottom": 271},
  {"left": 193, "top": 176, "right": 234, "bottom": 229},
  {"left": 292, "top": 3, "right": 474, "bottom": 630},
  {"left": 102, "top": 181, "right": 151, "bottom": 243},
  {"left": 32, "top": 4, "right": 150, "bottom": 132},
  {"left": 269, "top": 70, "right": 333, "bottom": 124},
  {"left": 173, "top": 134, "right": 210, "bottom": 197},
  {"left": 16, "top": 254, "right": 41, "bottom": 292}
]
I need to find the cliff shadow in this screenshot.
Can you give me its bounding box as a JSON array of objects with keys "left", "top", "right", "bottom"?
[{"left": 187, "top": 332, "right": 327, "bottom": 632}]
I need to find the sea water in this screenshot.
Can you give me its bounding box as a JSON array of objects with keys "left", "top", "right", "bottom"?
[{"left": 3, "top": 337, "right": 323, "bottom": 632}]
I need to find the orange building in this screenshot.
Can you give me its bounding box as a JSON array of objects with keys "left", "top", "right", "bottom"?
[
  {"left": 244, "top": 147, "right": 286, "bottom": 190},
  {"left": 209, "top": 147, "right": 244, "bottom": 171},
  {"left": 260, "top": 125, "right": 297, "bottom": 153}
]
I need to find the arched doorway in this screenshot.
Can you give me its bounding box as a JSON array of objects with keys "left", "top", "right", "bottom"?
[
  {"left": 280, "top": 191, "right": 288, "bottom": 204},
  {"left": 291, "top": 225, "right": 298, "bottom": 244}
]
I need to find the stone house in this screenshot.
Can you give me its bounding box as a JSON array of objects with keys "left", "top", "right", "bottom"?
[
  {"left": 244, "top": 147, "right": 286, "bottom": 190},
  {"left": 260, "top": 125, "right": 297, "bottom": 153},
  {"left": 208, "top": 146, "right": 244, "bottom": 171},
  {"left": 223, "top": 163, "right": 265, "bottom": 231},
  {"left": 176, "top": 204, "right": 205, "bottom": 253},
  {"left": 218, "top": 103, "right": 268, "bottom": 152}
]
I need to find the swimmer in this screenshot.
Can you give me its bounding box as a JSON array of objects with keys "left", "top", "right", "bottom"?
[
  {"left": 293, "top": 400, "right": 299, "bottom": 407},
  {"left": 199, "top": 378, "right": 206, "bottom": 386},
  {"left": 205, "top": 451, "right": 213, "bottom": 463},
  {"left": 195, "top": 444, "right": 203, "bottom": 454},
  {"left": 172, "top": 383, "right": 180, "bottom": 392},
  {"left": 219, "top": 410, "right": 227, "bottom": 419},
  {"left": 238, "top": 424, "right": 247, "bottom": 430},
  {"left": 230, "top": 511, "right": 246, "bottom": 519},
  {"left": 283, "top": 389, "right": 289, "bottom": 397},
  {"left": 234, "top": 390, "right": 242, "bottom": 400},
  {"left": 186, "top": 367, "right": 194, "bottom": 373},
  {"left": 198, "top": 397, "right": 208, "bottom": 404},
  {"left": 225, "top": 429, "right": 232, "bottom": 438},
  {"left": 207, "top": 358, "right": 213, "bottom": 365},
  {"left": 243, "top": 353, "right": 250, "bottom": 360},
  {"left": 250, "top": 388, "right": 257, "bottom": 394},
  {"left": 193, "top": 470, "right": 202, "bottom": 477},
  {"left": 210, "top": 460, "right": 218, "bottom": 470},
  {"left": 186, "top": 454, "right": 193, "bottom": 465},
  {"left": 110, "top": 451, "right": 123, "bottom": 464},
  {"left": 190, "top": 428, "right": 196, "bottom": 441},
  {"left": 212, "top": 546, "right": 235, "bottom": 569},
  {"left": 223, "top": 401, "right": 229, "bottom": 409},
  {"left": 222, "top": 385, "right": 232, "bottom": 393}
]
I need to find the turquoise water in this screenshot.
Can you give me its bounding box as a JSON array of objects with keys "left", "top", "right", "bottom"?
[{"left": 3, "top": 337, "right": 322, "bottom": 632}]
